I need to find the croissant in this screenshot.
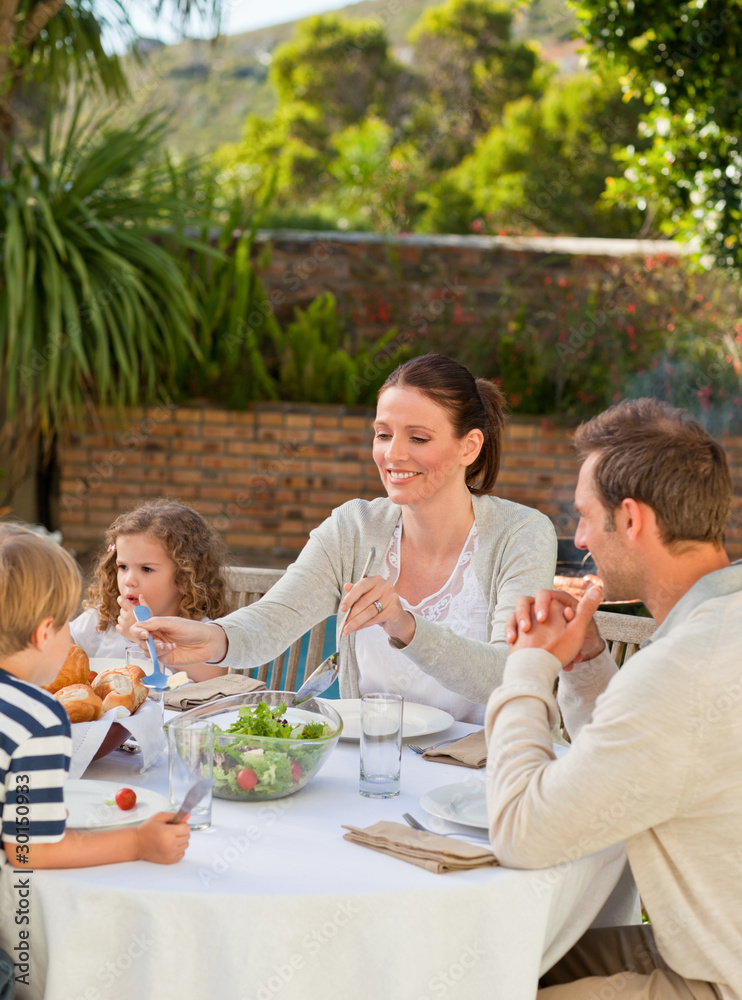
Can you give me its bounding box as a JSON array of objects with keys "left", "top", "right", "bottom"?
[{"left": 44, "top": 644, "right": 89, "bottom": 694}]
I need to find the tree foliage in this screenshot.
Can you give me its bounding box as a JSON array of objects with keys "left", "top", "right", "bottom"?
[
  {"left": 441, "top": 71, "right": 651, "bottom": 236},
  {"left": 572, "top": 0, "right": 742, "bottom": 268},
  {"left": 407, "top": 0, "right": 546, "bottom": 168},
  {"left": 0, "top": 109, "right": 203, "bottom": 441}
]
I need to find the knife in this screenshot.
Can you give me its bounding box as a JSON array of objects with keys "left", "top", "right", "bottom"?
[{"left": 168, "top": 778, "right": 214, "bottom": 824}]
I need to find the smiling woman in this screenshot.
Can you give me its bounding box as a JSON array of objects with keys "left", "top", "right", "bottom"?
[{"left": 136, "top": 355, "right": 558, "bottom": 723}]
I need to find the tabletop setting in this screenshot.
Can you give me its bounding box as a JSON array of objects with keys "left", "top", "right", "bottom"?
[{"left": 0, "top": 642, "right": 637, "bottom": 1000}]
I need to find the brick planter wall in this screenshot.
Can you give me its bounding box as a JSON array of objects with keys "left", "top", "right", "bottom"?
[
  {"left": 59, "top": 402, "right": 742, "bottom": 565},
  {"left": 249, "top": 231, "right": 690, "bottom": 353}
]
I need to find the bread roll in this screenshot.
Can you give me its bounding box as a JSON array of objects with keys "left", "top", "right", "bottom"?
[
  {"left": 95, "top": 672, "right": 136, "bottom": 713},
  {"left": 131, "top": 682, "right": 148, "bottom": 712},
  {"left": 57, "top": 684, "right": 103, "bottom": 723},
  {"left": 92, "top": 665, "right": 145, "bottom": 698},
  {"left": 45, "top": 644, "right": 89, "bottom": 693}
]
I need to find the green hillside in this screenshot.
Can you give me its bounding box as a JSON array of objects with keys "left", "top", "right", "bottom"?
[{"left": 117, "top": 0, "right": 577, "bottom": 158}]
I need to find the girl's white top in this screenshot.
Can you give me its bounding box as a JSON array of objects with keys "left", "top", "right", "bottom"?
[
  {"left": 355, "top": 520, "right": 488, "bottom": 723},
  {"left": 71, "top": 608, "right": 211, "bottom": 659}
]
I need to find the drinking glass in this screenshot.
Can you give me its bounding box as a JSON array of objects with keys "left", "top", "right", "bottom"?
[
  {"left": 167, "top": 716, "right": 215, "bottom": 830},
  {"left": 359, "top": 693, "right": 403, "bottom": 798}
]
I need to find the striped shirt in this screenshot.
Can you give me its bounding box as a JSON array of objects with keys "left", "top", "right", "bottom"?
[{"left": 0, "top": 670, "right": 70, "bottom": 847}]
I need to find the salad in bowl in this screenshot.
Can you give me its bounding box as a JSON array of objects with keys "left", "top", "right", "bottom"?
[{"left": 174, "top": 691, "right": 343, "bottom": 801}]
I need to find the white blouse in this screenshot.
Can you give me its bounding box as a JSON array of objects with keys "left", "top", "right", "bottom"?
[{"left": 355, "top": 519, "right": 489, "bottom": 723}]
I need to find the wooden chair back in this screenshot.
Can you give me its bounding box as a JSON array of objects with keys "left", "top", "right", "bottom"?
[
  {"left": 222, "top": 566, "right": 329, "bottom": 691},
  {"left": 557, "top": 610, "right": 656, "bottom": 744},
  {"left": 593, "top": 610, "right": 656, "bottom": 666}
]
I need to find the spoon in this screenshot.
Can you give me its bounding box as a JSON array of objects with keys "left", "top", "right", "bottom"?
[
  {"left": 292, "top": 546, "right": 375, "bottom": 706},
  {"left": 133, "top": 605, "right": 170, "bottom": 690}
]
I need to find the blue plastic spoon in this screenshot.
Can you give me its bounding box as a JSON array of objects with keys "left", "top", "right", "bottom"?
[{"left": 133, "top": 605, "right": 170, "bottom": 690}]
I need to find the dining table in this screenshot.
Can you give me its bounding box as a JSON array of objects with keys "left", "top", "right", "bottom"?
[{"left": 0, "top": 715, "right": 638, "bottom": 1000}]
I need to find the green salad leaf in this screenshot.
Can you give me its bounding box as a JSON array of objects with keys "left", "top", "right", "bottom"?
[
  {"left": 211, "top": 700, "right": 336, "bottom": 801},
  {"left": 223, "top": 700, "right": 333, "bottom": 740}
]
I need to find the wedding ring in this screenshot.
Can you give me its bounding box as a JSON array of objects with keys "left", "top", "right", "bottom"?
[{"left": 373, "top": 600, "right": 383, "bottom": 615}]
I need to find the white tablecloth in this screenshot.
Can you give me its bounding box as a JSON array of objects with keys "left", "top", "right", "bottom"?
[{"left": 1, "top": 721, "right": 636, "bottom": 1000}]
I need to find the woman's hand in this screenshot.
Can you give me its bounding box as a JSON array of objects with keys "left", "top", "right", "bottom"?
[
  {"left": 131, "top": 617, "right": 228, "bottom": 667},
  {"left": 339, "top": 574, "right": 416, "bottom": 646}
]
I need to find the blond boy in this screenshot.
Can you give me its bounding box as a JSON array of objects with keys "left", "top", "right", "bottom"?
[{"left": 0, "top": 524, "right": 189, "bottom": 869}]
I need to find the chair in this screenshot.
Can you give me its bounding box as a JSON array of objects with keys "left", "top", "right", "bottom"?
[
  {"left": 593, "top": 610, "right": 656, "bottom": 666},
  {"left": 222, "top": 566, "right": 329, "bottom": 691},
  {"left": 557, "top": 610, "right": 656, "bottom": 743}
]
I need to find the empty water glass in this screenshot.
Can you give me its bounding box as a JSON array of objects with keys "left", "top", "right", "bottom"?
[{"left": 359, "top": 693, "right": 403, "bottom": 798}]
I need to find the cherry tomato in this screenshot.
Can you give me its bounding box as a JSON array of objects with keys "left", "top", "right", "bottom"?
[
  {"left": 115, "top": 787, "right": 137, "bottom": 811},
  {"left": 290, "top": 760, "right": 302, "bottom": 783},
  {"left": 236, "top": 769, "right": 258, "bottom": 791},
  {"left": 87, "top": 670, "right": 98, "bottom": 684}
]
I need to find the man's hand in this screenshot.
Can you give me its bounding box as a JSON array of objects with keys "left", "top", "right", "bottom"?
[{"left": 508, "top": 587, "right": 605, "bottom": 671}]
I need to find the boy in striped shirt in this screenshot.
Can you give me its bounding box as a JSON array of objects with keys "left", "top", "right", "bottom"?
[{"left": 0, "top": 524, "right": 190, "bottom": 869}]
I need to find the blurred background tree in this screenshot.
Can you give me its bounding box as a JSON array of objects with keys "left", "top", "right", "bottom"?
[
  {"left": 572, "top": 0, "right": 742, "bottom": 270},
  {"left": 427, "top": 69, "right": 654, "bottom": 236},
  {"left": 405, "top": 0, "right": 547, "bottom": 169}
]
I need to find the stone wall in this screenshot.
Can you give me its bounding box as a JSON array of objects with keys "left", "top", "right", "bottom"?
[{"left": 59, "top": 402, "right": 742, "bottom": 564}]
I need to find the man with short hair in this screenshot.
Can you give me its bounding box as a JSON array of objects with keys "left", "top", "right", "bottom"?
[{"left": 485, "top": 398, "right": 742, "bottom": 999}]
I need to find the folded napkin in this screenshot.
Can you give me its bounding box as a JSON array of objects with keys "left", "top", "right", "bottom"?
[
  {"left": 164, "top": 673, "right": 266, "bottom": 711},
  {"left": 70, "top": 697, "right": 166, "bottom": 778},
  {"left": 342, "top": 821, "right": 497, "bottom": 874},
  {"left": 423, "top": 729, "right": 487, "bottom": 768}
]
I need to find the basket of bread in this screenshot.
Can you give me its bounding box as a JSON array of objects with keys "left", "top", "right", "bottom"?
[{"left": 48, "top": 644, "right": 167, "bottom": 778}]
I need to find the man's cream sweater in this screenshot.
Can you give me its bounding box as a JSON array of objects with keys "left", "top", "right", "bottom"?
[{"left": 485, "top": 561, "right": 742, "bottom": 998}]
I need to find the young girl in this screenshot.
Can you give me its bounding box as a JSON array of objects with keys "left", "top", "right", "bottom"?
[{"left": 71, "top": 500, "right": 231, "bottom": 681}]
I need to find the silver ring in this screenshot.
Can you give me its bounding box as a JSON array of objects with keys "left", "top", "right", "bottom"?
[{"left": 373, "top": 600, "right": 383, "bottom": 615}]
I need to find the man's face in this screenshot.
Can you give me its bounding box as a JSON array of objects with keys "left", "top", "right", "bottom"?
[{"left": 573, "top": 453, "right": 639, "bottom": 602}]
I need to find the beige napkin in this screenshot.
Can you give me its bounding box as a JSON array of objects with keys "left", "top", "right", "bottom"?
[
  {"left": 422, "top": 729, "right": 487, "bottom": 768},
  {"left": 342, "top": 821, "right": 497, "bottom": 874},
  {"left": 164, "top": 673, "right": 266, "bottom": 711}
]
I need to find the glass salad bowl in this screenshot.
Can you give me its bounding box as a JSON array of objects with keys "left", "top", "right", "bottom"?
[{"left": 174, "top": 691, "right": 343, "bottom": 801}]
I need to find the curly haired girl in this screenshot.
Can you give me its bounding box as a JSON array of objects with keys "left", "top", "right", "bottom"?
[{"left": 70, "top": 500, "right": 231, "bottom": 680}]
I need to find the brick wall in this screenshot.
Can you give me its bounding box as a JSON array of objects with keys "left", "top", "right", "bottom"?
[
  {"left": 250, "top": 231, "right": 690, "bottom": 353},
  {"left": 59, "top": 403, "right": 742, "bottom": 565}
]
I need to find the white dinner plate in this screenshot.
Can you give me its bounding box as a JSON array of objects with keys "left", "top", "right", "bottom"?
[
  {"left": 64, "top": 780, "right": 170, "bottom": 830},
  {"left": 321, "top": 699, "right": 454, "bottom": 742},
  {"left": 420, "top": 744, "right": 569, "bottom": 831},
  {"left": 420, "top": 779, "right": 488, "bottom": 830}
]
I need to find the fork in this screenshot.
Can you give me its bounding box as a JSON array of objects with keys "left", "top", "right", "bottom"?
[
  {"left": 402, "top": 813, "right": 491, "bottom": 845},
  {"left": 407, "top": 737, "right": 460, "bottom": 755}
]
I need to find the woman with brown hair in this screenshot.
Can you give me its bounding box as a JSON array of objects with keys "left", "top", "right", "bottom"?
[{"left": 136, "top": 355, "right": 557, "bottom": 720}]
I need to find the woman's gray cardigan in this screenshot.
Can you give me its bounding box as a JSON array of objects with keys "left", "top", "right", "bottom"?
[{"left": 218, "top": 494, "right": 557, "bottom": 704}]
